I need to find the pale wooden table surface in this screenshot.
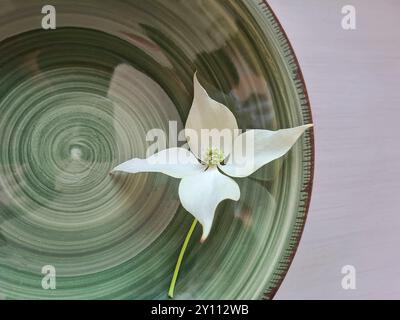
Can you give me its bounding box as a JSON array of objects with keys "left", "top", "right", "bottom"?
[{"left": 267, "top": 0, "right": 400, "bottom": 299}]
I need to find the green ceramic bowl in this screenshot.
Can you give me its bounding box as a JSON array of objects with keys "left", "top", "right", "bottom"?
[{"left": 0, "top": 0, "right": 314, "bottom": 299}]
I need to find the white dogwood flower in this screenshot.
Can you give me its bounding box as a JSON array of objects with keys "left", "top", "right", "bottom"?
[{"left": 112, "top": 73, "right": 313, "bottom": 241}]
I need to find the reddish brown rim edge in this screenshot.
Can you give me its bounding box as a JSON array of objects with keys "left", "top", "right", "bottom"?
[{"left": 258, "top": 0, "right": 315, "bottom": 300}]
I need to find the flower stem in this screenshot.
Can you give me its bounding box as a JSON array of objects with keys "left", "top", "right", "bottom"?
[{"left": 168, "top": 218, "right": 198, "bottom": 298}]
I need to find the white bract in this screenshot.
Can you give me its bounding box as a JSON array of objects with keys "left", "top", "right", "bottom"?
[{"left": 112, "top": 73, "right": 313, "bottom": 241}]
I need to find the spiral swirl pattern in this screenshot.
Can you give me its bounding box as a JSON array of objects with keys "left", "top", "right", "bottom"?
[{"left": 0, "top": 0, "right": 313, "bottom": 299}]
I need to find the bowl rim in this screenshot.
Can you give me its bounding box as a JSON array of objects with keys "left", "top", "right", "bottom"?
[
  {"left": 0, "top": 1, "right": 315, "bottom": 300},
  {"left": 259, "top": 0, "right": 315, "bottom": 300}
]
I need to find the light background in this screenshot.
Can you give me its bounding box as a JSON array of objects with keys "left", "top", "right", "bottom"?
[{"left": 267, "top": 0, "right": 400, "bottom": 299}]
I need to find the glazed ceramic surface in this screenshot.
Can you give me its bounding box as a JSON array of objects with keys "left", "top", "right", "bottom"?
[{"left": 0, "top": 0, "right": 313, "bottom": 299}]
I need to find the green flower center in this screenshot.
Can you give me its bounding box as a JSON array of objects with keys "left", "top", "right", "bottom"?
[{"left": 204, "top": 148, "right": 224, "bottom": 166}]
